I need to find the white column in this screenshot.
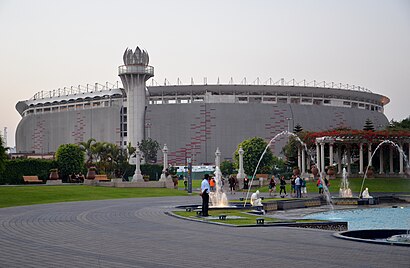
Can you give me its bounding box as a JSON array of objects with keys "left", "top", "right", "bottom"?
[
  {"left": 316, "top": 142, "right": 320, "bottom": 173},
  {"left": 301, "top": 148, "right": 306, "bottom": 174},
  {"left": 159, "top": 144, "right": 169, "bottom": 181},
  {"left": 379, "top": 146, "right": 384, "bottom": 174},
  {"left": 347, "top": 146, "right": 351, "bottom": 175},
  {"left": 359, "top": 143, "right": 364, "bottom": 174},
  {"left": 337, "top": 147, "right": 342, "bottom": 174},
  {"left": 297, "top": 146, "right": 302, "bottom": 170},
  {"left": 368, "top": 143, "right": 372, "bottom": 167},
  {"left": 329, "top": 143, "right": 334, "bottom": 167},
  {"left": 320, "top": 142, "right": 325, "bottom": 173},
  {"left": 389, "top": 146, "right": 394, "bottom": 174},
  {"left": 399, "top": 143, "right": 404, "bottom": 174},
  {"left": 237, "top": 147, "right": 245, "bottom": 179},
  {"left": 215, "top": 147, "right": 221, "bottom": 168},
  {"left": 132, "top": 147, "right": 144, "bottom": 182}
]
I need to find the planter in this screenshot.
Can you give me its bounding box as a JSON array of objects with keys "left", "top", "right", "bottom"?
[
  {"left": 311, "top": 165, "right": 319, "bottom": 177},
  {"left": 49, "top": 169, "right": 59, "bottom": 180},
  {"left": 86, "top": 168, "right": 96, "bottom": 180},
  {"left": 366, "top": 167, "right": 374, "bottom": 178}
]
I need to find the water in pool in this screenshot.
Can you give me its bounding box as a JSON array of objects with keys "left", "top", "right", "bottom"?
[{"left": 304, "top": 206, "right": 410, "bottom": 230}]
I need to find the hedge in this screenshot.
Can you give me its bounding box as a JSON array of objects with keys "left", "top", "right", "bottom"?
[
  {"left": 122, "top": 163, "right": 163, "bottom": 181},
  {"left": 0, "top": 159, "right": 57, "bottom": 185}
]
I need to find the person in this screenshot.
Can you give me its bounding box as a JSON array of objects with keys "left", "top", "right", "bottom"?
[
  {"left": 228, "top": 175, "right": 235, "bottom": 194},
  {"left": 183, "top": 175, "right": 188, "bottom": 190},
  {"left": 279, "top": 176, "right": 287, "bottom": 197},
  {"left": 317, "top": 178, "right": 324, "bottom": 194},
  {"left": 295, "top": 173, "right": 302, "bottom": 198},
  {"left": 200, "top": 174, "right": 211, "bottom": 216},
  {"left": 209, "top": 177, "right": 216, "bottom": 192},
  {"left": 324, "top": 177, "right": 330, "bottom": 190},
  {"left": 77, "top": 172, "right": 85, "bottom": 183},
  {"left": 268, "top": 177, "right": 276, "bottom": 196},
  {"left": 250, "top": 190, "right": 263, "bottom": 206},
  {"left": 70, "top": 173, "right": 78, "bottom": 183},
  {"left": 301, "top": 177, "right": 307, "bottom": 197},
  {"left": 172, "top": 176, "right": 178, "bottom": 189},
  {"left": 290, "top": 175, "right": 296, "bottom": 197}
]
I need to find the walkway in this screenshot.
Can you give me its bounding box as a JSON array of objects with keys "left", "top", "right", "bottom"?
[{"left": 0, "top": 195, "right": 409, "bottom": 267}]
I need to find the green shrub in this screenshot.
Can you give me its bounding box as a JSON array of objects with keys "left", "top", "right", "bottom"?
[
  {"left": 0, "top": 159, "right": 56, "bottom": 185},
  {"left": 123, "top": 163, "right": 163, "bottom": 181},
  {"left": 56, "top": 144, "right": 85, "bottom": 181}
]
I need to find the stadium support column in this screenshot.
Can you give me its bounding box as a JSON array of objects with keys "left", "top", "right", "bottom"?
[
  {"left": 320, "top": 142, "right": 325, "bottom": 173},
  {"left": 368, "top": 143, "right": 372, "bottom": 167},
  {"left": 297, "top": 146, "right": 301, "bottom": 171},
  {"left": 389, "top": 146, "right": 394, "bottom": 174},
  {"left": 301, "top": 148, "right": 306, "bottom": 175},
  {"left": 399, "top": 142, "right": 404, "bottom": 175},
  {"left": 118, "top": 47, "right": 154, "bottom": 149},
  {"left": 329, "top": 143, "right": 334, "bottom": 167},
  {"left": 379, "top": 146, "right": 384, "bottom": 174},
  {"left": 359, "top": 143, "right": 364, "bottom": 174},
  {"left": 316, "top": 142, "right": 320, "bottom": 173}
]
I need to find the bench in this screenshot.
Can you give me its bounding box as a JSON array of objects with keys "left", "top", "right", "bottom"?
[
  {"left": 23, "top": 176, "right": 43, "bottom": 184},
  {"left": 94, "top": 175, "right": 110, "bottom": 182},
  {"left": 218, "top": 215, "right": 227, "bottom": 220},
  {"left": 256, "top": 218, "right": 265, "bottom": 225},
  {"left": 185, "top": 208, "right": 192, "bottom": 212}
]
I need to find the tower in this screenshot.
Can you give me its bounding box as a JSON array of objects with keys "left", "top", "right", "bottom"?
[{"left": 118, "top": 47, "right": 154, "bottom": 148}]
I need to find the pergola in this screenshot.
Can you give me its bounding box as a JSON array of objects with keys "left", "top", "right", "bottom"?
[{"left": 296, "top": 130, "right": 410, "bottom": 177}]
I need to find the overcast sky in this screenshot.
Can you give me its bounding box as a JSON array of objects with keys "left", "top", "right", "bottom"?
[{"left": 0, "top": 0, "right": 409, "bottom": 147}]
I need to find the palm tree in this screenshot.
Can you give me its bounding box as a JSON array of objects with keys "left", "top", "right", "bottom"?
[{"left": 79, "top": 138, "right": 96, "bottom": 166}]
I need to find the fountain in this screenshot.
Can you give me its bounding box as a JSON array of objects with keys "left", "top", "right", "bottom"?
[
  {"left": 339, "top": 167, "right": 353, "bottom": 198},
  {"left": 243, "top": 130, "right": 333, "bottom": 208},
  {"left": 359, "top": 140, "right": 410, "bottom": 198},
  {"left": 209, "top": 166, "right": 229, "bottom": 207}
]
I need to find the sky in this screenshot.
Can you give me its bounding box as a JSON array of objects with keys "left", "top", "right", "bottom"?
[{"left": 0, "top": 0, "right": 409, "bottom": 147}]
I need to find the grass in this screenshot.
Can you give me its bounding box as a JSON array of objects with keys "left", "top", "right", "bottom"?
[
  {"left": 173, "top": 209, "right": 325, "bottom": 226},
  {"left": 0, "top": 185, "right": 187, "bottom": 208},
  {"left": 257, "top": 177, "right": 410, "bottom": 194}
]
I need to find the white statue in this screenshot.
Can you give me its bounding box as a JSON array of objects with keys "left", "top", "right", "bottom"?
[
  {"left": 362, "top": 187, "right": 372, "bottom": 198},
  {"left": 250, "top": 190, "right": 263, "bottom": 206}
]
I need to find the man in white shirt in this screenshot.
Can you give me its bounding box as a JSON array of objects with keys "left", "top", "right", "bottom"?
[{"left": 201, "top": 174, "right": 211, "bottom": 216}]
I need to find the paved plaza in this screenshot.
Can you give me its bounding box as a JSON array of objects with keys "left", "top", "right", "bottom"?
[{"left": 0, "top": 195, "right": 409, "bottom": 267}]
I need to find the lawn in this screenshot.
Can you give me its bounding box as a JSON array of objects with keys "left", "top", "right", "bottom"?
[
  {"left": 257, "top": 177, "right": 410, "bottom": 194},
  {"left": 173, "top": 209, "right": 322, "bottom": 226},
  {"left": 0, "top": 185, "right": 187, "bottom": 208}
]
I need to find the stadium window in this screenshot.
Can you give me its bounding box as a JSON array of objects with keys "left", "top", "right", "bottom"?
[
  {"left": 313, "top": 99, "right": 322, "bottom": 105},
  {"left": 277, "top": 98, "right": 288, "bottom": 103},
  {"left": 262, "top": 97, "right": 276, "bottom": 102},
  {"left": 52, "top": 107, "right": 59, "bottom": 112},
  {"left": 35, "top": 108, "right": 42, "bottom": 113},
  {"left": 301, "top": 98, "right": 312, "bottom": 103},
  {"left": 60, "top": 106, "right": 67, "bottom": 111},
  {"left": 93, "top": 102, "right": 101, "bottom": 107},
  {"left": 343, "top": 101, "right": 351, "bottom": 106},
  {"left": 359, "top": 103, "right": 364, "bottom": 107},
  {"left": 44, "top": 108, "right": 51, "bottom": 113},
  {"left": 324, "top": 99, "right": 331, "bottom": 104},
  {"left": 76, "top": 104, "right": 83, "bottom": 109},
  {"left": 351, "top": 102, "right": 358, "bottom": 108},
  {"left": 84, "top": 103, "right": 90, "bottom": 108},
  {"left": 365, "top": 104, "right": 370, "bottom": 110},
  {"left": 290, "top": 98, "right": 300, "bottom": 104}
]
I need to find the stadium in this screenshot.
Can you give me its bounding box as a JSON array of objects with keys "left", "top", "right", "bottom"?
[{"left": 15, "top": 48, "right": 390, "bottom": 165}]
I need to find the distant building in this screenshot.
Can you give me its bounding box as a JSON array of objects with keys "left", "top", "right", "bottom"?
[{"left": 15, "top": 48, "right": 390, "bottom": 165}]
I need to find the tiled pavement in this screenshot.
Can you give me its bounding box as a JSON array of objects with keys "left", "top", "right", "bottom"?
[{"left": 0, "top": 195, "right": 409, "bottom": 267}]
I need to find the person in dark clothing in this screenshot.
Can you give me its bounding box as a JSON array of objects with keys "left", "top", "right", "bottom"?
[
  {"left": 279, "top": 176, "right": 287, "bottom": 197},
  {"left": 200, "top": 174, "right": 211, "bottom": 216}
]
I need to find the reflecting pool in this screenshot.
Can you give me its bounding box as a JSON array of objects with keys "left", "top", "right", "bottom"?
[{"left": 304, "top": 206, "right": 410, "bottom": 230}]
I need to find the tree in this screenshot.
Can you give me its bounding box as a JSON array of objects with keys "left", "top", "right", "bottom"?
[
  {"left": 363, "top": 118, "right": 375, "bottom": 131},
  {"left": 138, "top": 138, "right": 160, "bottom": 163},
  {"left": 0, "top": 135, "right": 8, "bottom": 174},
  {"left": 293, "top": 123, "right": 303, "bottom": 133},
  {"left": 388, "top": 116, "right": 410, "bottom": 130},
  {"left": 55, "top": 144, "right": 85, "bottom": 180},
  {"left": 281, "top": 136, "right": 299, "bottom": 169},
  {"left": 79, "top": 138, "right": 96, "bottom": 166},
  {"left": 220, "top": 160, "right": 234, "bottom": 176},
  {"left": 233, "top": 137, "right": 274, "bottom": 175}
]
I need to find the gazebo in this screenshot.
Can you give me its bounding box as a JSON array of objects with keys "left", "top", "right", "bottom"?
[{"left": 295, "top": 130, "right": 410, "bottom": 177}]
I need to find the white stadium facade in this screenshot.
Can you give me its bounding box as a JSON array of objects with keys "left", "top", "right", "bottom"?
[{"left": 15, "top": 47, "right": 390, "bottom": 165}]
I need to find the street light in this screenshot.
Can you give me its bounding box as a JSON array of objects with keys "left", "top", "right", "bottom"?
[{"left": 286, "top": 117, "right": 293, "bottom": 132}]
